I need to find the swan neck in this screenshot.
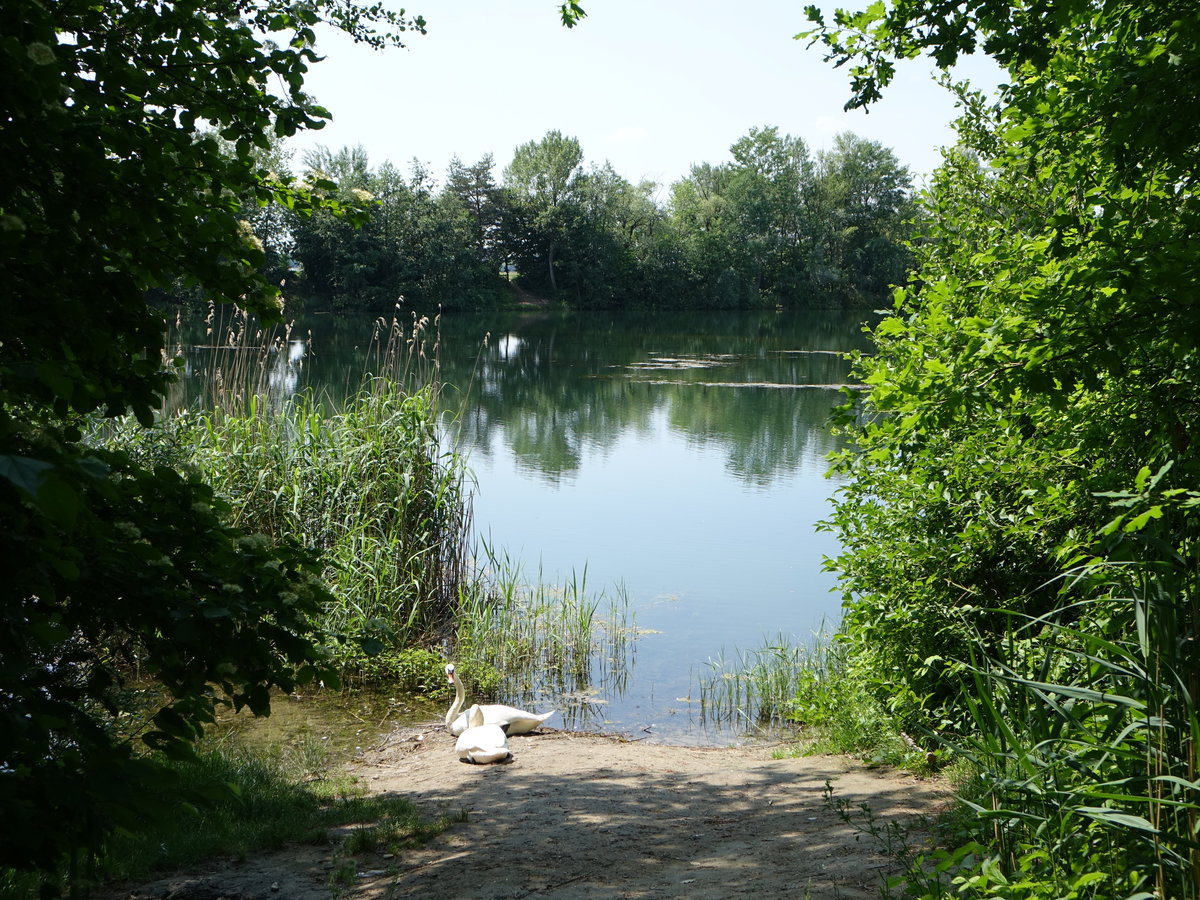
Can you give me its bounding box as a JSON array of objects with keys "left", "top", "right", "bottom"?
[{"left": 445, "top": 672, "right": 466, "bottom": 726}]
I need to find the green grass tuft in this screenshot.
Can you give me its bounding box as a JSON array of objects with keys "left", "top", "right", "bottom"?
[{"left": 0, "top": 744, "right": 451, "bottom": 900}]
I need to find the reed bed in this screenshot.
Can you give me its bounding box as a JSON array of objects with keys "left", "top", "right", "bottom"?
[
  {"left": 910, "top": 574, "right": 1200, "bottom": 899},
  {"left": 451, "top": 550, "right": 636, "bottom": 721},
  {"left": 183, "top": 313, "right": 466, "bottom": 655},
  {"left": 698, "top": 636, "right": 811, "bottom": 728},
  {"left": 99, "top": 308, "right": 633, "bottom": 693},
  {"left": 695, "top": 630, "right": 920, "bottom": 763}
]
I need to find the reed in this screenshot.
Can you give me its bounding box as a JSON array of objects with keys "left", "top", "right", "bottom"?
[
  {"left": 697, "top": 636, "right": 809, "bottom": 728},
  {"left": 100, "top": 312, "right": 470, "bottom": 673},
  {"left": 100, "top": 311, "right": 638, "bottom": 696},
  {"left": 911, "top": 580, "right": 1200, "bottom": 899},
  {"left": 451, "top": 548, "right": 636, "bottom": 724},
  {"left": 695, "top": 631, "right": 927, "bottom": 765},
  {"left": 192, "top": 332, "right": 467, "bottom": 656}
]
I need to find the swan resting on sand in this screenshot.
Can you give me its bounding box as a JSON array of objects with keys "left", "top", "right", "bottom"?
[
  {"left": 444, "top": 663, "right": 556, "bottom": 736},
  {"left": 455, "top": 704, "right": 512, "bottom": 764}
]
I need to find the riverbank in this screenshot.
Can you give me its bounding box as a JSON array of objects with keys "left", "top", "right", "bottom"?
[{"left": 104, "top": 727, "right": 948, "bottom": 899}]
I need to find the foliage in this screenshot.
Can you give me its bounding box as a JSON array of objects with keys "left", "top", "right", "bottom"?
[
  {"left": 444, "top": 153, "right": 506, "bottom": 274},
  {"left": 810, "top": 132, "right": 917, "bottom": 303},
  {"left": 0, "top": 0, "right": 428, "bottom": 877},
  {"left": 894, "top": 486, "right": 1200, "bottom": 898},
  {"left": 104, "top": 317, "right": 471, "bottom": 676},
  {"left": 817, "top": 0, "right": 1200, "bottom": 717},
  {"left": 268, "top": 126, "right": 915, "bottom": 312},
  {"left": 2, "top": 741, "right": 450, "bottom": 899},
  {"left": 289, "top": 148, "right": 502, "bottom": 311},
  {"left": 336, "top": 646, "right": 452, "bottom": 692},
  {"left": 697, "top": 632, "right": 922, "bottom": 767},
  {"left": 189, "top": 378, "right": 469, "bottom": 655},
  {"left": 806, "top": 0, "right": 1200, "bottom": 895},
  {"left": 502, "top": 130, "right": 586, "bottom": 296},
  {"left": 452, "top": 554, "right": 634, "bottom": 712},
  {"left": 667, "top": 127, "right": 914, "bottom": 307}
]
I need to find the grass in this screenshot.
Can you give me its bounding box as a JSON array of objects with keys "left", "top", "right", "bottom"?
[
  {"left": 901, "top": 578, "right": 1200, "bottom": 899},
  {"left": 0, "top": 741, "right": 455, "bottom": 900},
  {"left": 97, "top": 309, "right": 641, "bottom": 697},
  {"left": 101, "top": 312, "right": 472, "bottom": 676},
  {"left": 696, "top": 630, "right": 933, "bottom": 769},
  {"left": 829, "top": 525, "right": 1200, "bottom": 899},
  {"left": 452, "top": 550, "right": 637, "bottom": 720}
]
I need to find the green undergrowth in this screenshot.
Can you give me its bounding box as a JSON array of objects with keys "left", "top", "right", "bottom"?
[
  {"left": 697, "top": 631, "right": 938, "bottom": 772},
  {"left": 808, "top": 529, "right": 1200, "bottom": 898},
  {"left": 99, "top": 315, "right": 470, "bottom": 674},
  {"left": 454, "top": 554, "right": 635, "bottom": 699},
  {"left": 0, "top": 741, "right": 455, "bottom": 900}
]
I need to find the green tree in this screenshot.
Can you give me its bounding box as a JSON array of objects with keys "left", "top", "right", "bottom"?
[
  {"left": 1, "top": 0, "right": 423, "bottom": 873},
  {"left": 809, "top": 0, "right": 1200, "bottom": 724},
  {"left": 291, "top": 145, "right": 400, "bottom": 310},
  {"left": 807, "top": 3, "right": 1200, "bottom": 892},
  {"left": 725, "top": 125, "right": 815, "bottom": 302},
  {"left": 444, "top": 154, "right": 504, "bottom": 268},
  {"left": 548, "top": 161, "right": 665, "bottom": 307},
  {"left": 669, "top": 162, "right": 741, "bottom": 306},
  {"left": 668, "top": 128, "right": 837, "bottom": 308},
  {"left": 809, "top": 132, "right": 915, "bottom": 304},
  {"left": 289, "top": 149, "right": 500, "bottom": 311},
  {"left": 503, "top": 130, "right": 585, "bottom": 294}
]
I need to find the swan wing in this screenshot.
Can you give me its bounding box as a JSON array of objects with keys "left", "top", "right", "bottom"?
[
  {"left": 455, "top": 723, "right": 510, "bottom": 764},
  {"left": 453, "top": 704, "right": 557, "bottom": 735},
  {"left": 492, "top": 707, "right": 557, "bottom": 735}
]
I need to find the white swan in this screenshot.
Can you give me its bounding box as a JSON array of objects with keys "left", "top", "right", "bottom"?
[
  {"left": 455, "top": 704, "right": 512, "bottom": 764},
  {"left": 444, "top": 663, "right": 556, "bottom": 736}
]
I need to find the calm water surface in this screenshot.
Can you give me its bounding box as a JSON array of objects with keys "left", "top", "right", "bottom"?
[{"left": 191, "top": 308, "right": 874, "bottom": 745}]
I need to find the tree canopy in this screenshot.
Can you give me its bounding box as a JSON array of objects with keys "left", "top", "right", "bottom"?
[
  {"left": 0, "top": 0, "right": 423, "bottom": 872},
  {"left": 808, "top": 0, "right": 1200, "bottom": 705},
  {"left": 273, "top": 126, "right": 916, "bottom": 313},
  {"left": 805, "top": 1, "right": 1200, "bottom": 891}
]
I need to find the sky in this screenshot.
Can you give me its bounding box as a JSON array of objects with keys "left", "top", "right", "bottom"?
[{"left": 286, "top": 0, "right": 1005, "bottom": 198}]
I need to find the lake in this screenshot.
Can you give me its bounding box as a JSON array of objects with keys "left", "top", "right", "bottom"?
[{"left": 187, "top": 306, "right": 875, "bottom": 745}]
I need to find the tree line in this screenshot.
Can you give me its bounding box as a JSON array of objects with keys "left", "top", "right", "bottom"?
[{"left": 238, "top": 127, "right": 915, "bottom": 313}]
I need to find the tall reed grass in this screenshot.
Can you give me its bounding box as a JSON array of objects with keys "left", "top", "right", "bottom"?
[
  {"left": 897, "top": 478, "right": 1200, "bottom": 899},
  {"left": 101, "top": 308, "right": 634, "bottom": 693},
  {"left": 101, "top": 311, "right": 468, "bottom": 667},
  {"left": 696, "top": 631, "right": 921, "bottom": 763},
  {"left": 452, "top": 550, "right": 636, "bottom": 727},
  {"left": 908, "top": 593, "right": 1200, "bottom": 898}
]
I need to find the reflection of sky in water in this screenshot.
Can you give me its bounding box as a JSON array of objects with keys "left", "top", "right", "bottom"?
[
  {"left": 469, "top": 404, "right": 844, "bottom": 746},
  {"left": 495, "top": 334, "right": 523, "bottom": 360},
  {"left": 266, "top": 340, "right": 306, "bottom": 401}
]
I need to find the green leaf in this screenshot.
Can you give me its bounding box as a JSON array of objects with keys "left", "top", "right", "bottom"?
[
  {"left": 1075, "top": 807, "right": 1159, "bottom": 834},
  {"left": 0, "top": 454, "right": 53, "bottom": 497}
]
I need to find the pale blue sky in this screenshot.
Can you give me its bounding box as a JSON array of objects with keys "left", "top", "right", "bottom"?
[{"left": 288, "top": 1, "right": 1003, "bottom": 195}]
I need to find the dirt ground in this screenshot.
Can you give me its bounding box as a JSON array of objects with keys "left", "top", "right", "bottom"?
[{"left": 105, "top": 726, "right": 949, "bottom": 900}]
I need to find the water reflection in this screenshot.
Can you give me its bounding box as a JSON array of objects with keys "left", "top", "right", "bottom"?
[
  {"left": 171, "top": 307, "right": 874, "bottom": 745},
  {"left": 263, "top": 339, "right": 307, "bottom": 413},
  {"left": 164, "top": 309, "right": 316, "bottom": 415},
  {"left": 494, "top": 333, "right": 524, "bottom": 360},
  {"left": 441, "top": 310, "right": 868, "bottom": 488}
]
